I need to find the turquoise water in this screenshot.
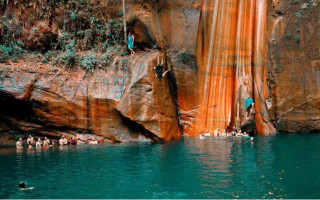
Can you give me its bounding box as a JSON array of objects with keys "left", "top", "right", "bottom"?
[{"left": 1, "top": 134, "right": 320, "bottom": 199}]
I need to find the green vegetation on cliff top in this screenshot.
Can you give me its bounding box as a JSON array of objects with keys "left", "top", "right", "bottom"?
[{"left": 0, "top": 0, "right": 130, "bottom": 70}]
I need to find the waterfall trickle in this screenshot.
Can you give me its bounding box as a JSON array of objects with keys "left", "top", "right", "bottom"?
[{"left": 194, "top": 0, "right": 276, "bottom": 135}]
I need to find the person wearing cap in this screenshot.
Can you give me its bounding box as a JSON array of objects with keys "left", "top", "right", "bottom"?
[{"left": 16, "top": 138, "right": 23, "bottom": 149}]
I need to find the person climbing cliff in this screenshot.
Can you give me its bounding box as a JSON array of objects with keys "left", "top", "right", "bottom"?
[
  {"left": 245, "top": 95, "right": 253, "bottom": 109},
  {"left": 241, "top": 103, "right": 256, "bottom": 135},
  {"left": 154, "top": 52, "right": 171, "bottom": 80},
  {"left": 127, "top": 32, "right": 135, "bottom": 55},
  {"left": 246, "top": 103, "right": 255, "bottom": 120}
]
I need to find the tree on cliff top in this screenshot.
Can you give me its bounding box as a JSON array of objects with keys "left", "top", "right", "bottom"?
[{"left": 122, "top": 0, "right": 127, "bottom": 44}]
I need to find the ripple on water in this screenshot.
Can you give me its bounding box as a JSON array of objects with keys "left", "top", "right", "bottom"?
[{"left": 1, "top": 134, "right": 320, "bottom": 198}]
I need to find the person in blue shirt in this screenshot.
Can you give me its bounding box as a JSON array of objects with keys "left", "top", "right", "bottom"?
[
  {"left": 245, "top": 95, "right": 253, "bottom": 109},
  {"left": 127, "top": 32, "right": 135, "bottom": 55}
]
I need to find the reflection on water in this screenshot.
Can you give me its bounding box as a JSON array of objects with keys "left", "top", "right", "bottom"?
[{"left": 0, "top": 134, "right": 320, "bottom": 199}]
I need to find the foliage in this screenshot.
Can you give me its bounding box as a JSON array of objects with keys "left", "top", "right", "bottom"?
[
  {"left": 0, "top": 0, "right": 128, "bottom": 67},
  {"left": 285, "top": 32, "right": 291, "bottom": 39},
  {"left": 79, "top": 54, "right": 97, "bottom": 71},
  {"left": 0, "top": 41, "right": 25, "bottom": 63},
  {"left": 53, "top": 40, "right": 77, "bottom": 67}
]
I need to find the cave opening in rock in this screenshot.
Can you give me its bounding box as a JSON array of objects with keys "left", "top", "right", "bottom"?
[
  {"left": 0, "top": 91, "right": 34, "bottom": 121},
  {"left": 127, "top": 18, "right": 156, "bottom": 50},
  {"left": 118, "top": 112, "right": 164, "bottom": 142}
]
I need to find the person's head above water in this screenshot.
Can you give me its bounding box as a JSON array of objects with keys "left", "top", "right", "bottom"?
[{"left": 19, "top": 182, "right": 26, "bottom": 188}]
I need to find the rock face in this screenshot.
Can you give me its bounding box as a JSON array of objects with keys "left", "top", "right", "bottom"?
[
  {"left": 268, "top": 0, "right": 320, "bottom": 132},
  {"left": 175, "top": 0, "right": 320, "bottom": 136},
  {"left": 1, "top": 0, "right": 320, "bottom": 142},
  {"left": 188, "top": 0, "right": 276, "bottom": 135},
  {"left": 0, "top": 52, "right": 180, "bottom": 141}
]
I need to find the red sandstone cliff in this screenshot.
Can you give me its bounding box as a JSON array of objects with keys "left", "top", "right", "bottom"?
[
  {"left": 0, "top": 52, "right": 180, "bottom": 141},
  {"left": 0, "top": 0, "right": 320, "bottom": 143}
]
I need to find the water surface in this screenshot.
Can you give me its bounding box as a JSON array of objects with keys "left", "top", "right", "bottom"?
[{"left": 1, "top": 134, "right": 319, "bottom": 199}]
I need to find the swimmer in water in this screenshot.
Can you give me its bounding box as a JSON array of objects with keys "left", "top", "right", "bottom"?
[
  {"left": 27, "top": 135, "right": 34, "bottom": 146},
  {"left": 19, "top": 182, "right": 34, "bottom": 190},
  {"left": 236, "top": 130, "right": 242, "bottom": 137},
  {"left": 16, "top": 138, "right": 23, "bottom": 149},
  {"left": 221, "top": 129, "right": 227, "bottom": 137},
  {"left": 35, "top": 138, "right": 42, "bottom": 147},
  {"left": 63, "top": 136, "right": 68, "bottom": 145},
  {"left": 213, "top": 127, "right": 220, "bottom": 137},
  {"left": 59, "top": 135, "right": 64, "bottom": 145},
  {"left": 43, "top": 137, "right": 50, "bottom": 147},
  {"left": 70, "top": 136, "right": 78, "bottom": 145},
  {"left": 204, "top": 130, "right": 211, "bottom": 137},
  {"left": 59, "top": 135, "right": 68, "bottom": 145}
]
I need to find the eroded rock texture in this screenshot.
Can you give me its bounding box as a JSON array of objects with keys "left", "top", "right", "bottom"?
[
  {"left": 0, "top": 52, "right": 180, "bottom": 141},
  {"left": 1, "top": 0, "right": 320, "bottom": 142},
  {"left": 268, "top": 0, "right": 320, "bottom": 132},
  {"left": 192, "top": 0, "right": 276, "bottom": 135}
]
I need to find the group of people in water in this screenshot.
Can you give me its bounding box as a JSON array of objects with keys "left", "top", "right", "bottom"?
[
  {"left": 16, "top": 135, "right": 52, "bottom": 149},
  {"left": 199, "top": 127, "right": 253, "bottom": 140},
  {"left": 199, "top": 95, "right": 256, "bottom": 140},
  {"left": 16, "top": 135, "right": 100, "bottom": 149}
]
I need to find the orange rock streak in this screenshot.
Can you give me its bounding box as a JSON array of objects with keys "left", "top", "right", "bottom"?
[{"left": 195, "top": 0, "right": 276, "bottom": 135}]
